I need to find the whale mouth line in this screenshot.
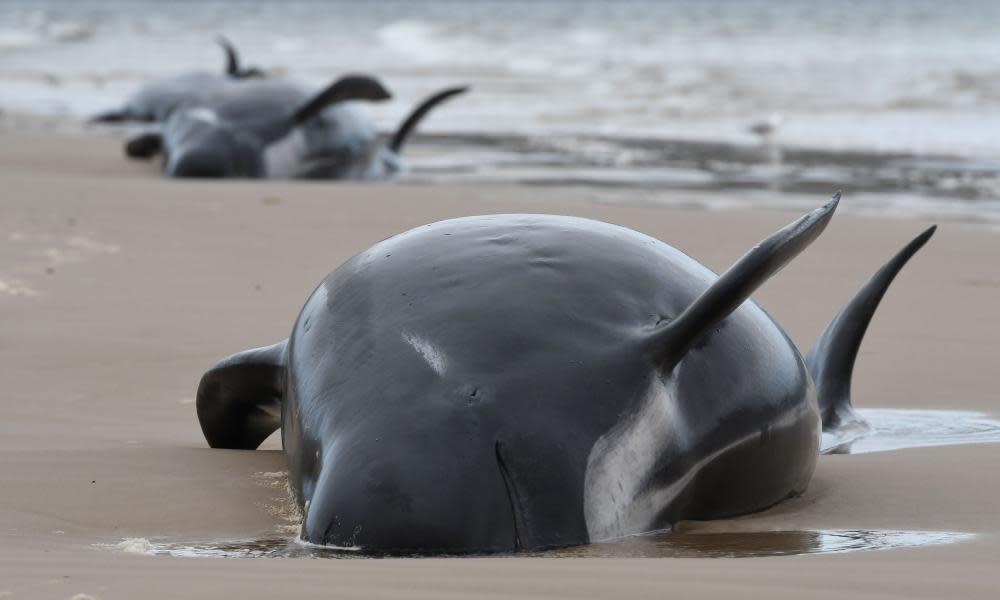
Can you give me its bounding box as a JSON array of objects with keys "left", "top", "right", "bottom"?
[{"left": 494, "top": 439, "right": 523, "bottom": 551}]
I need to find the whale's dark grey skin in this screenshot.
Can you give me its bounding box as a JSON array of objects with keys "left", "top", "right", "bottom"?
[
  {"left": 196, "top": 197, "right": 935, "bottom": 554},
  {"left": 129, "top": 85, "right": 467, "bottom": 180},
  {"left": 127, "top": 76, "right": 394, "bottom": 178},
  {"left": 289, "top": 86, "right": 469, "bottom": 180},
  {"left": 90, "top": 37, "right": 264, "bottom": 124}
]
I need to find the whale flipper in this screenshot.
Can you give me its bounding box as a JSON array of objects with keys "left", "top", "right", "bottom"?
[
  {"left": 649, "top": 194, "right": 840, "bottom": 369},
  {"left": 389, "top": 86, "right": 469, "bottom": 154},
  {"left": 124, "top": 129, "right": 163, "bottom": 159},
  {"left": 292, "top": 75, "right": 392, "bottom": 124},
  {"left": 89, "top": 110, "right": 132, "bottom": 124},
  {"left": 196, "top": 340, "right": 287, "bottom": 449},
  {"left": 808, "top": 225, "right": 936, "bottom": 444}
]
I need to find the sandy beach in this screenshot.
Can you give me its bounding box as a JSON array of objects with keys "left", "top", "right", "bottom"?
[{"left": 1, "top": 128, "right": 999, "bottom": 599}]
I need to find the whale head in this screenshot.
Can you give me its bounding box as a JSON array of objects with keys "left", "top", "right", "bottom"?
[{"left": 164, "top": 108, "right": 265, "bottom": 178}]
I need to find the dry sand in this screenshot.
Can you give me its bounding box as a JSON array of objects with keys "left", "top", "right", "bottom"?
[{"left": 1, "top": 129, "right": 998, "bottom": 599}]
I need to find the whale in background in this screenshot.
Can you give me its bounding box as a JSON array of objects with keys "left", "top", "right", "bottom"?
[
  {"left": 90, "top": 36, "right": 265, "bottom": 124},
  {"left": 127, "top": 82, "right": 466, "bottom": 180}
]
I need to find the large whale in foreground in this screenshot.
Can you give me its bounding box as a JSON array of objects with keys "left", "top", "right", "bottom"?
[{"left": 196, "top": 196, "right": 934, "bottom": 553}]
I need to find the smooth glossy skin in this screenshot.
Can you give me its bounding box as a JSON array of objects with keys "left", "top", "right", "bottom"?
[
  {"left": 287, "top": 214, "right": 818, "bottom": 552},
  {"left": 197, "top": 205, "right": 935, "bottom": 554}
]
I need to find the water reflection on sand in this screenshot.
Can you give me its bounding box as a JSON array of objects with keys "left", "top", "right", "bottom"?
[
  {"left": 824, "top": 409, "right": 1000, "bottom": 455},
  {"left": 129, "top": 529, "right": 971, "bottom": 559},
  {"left": 103, "top": 407, "right": 995, "bottom": 560}
]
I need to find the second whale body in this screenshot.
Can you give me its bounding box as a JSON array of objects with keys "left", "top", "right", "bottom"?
[
  {"left": 127, "top": 80, "right": 466, "bottom": 180},
  {"left": 90, "top": 37, "right": 265, "bottom": 124}
]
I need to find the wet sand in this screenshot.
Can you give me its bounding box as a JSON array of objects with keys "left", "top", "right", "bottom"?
[{"left": 1, "top": 129, "right": 999, "bottom": 599}]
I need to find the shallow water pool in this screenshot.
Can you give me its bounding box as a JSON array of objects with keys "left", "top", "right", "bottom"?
[
  {"left": 101, "top": 408, "right": 996, "bottom": 560},
  {"left": 823, "top": 408, "right": 1000, "bottom": 455},
  {"left": 112, "top": 529, "right": 971, "bottom": 559}
]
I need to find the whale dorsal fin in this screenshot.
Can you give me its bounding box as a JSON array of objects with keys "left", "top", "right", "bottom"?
[
  {"left": 216, "top": 35, "right": 239, "bottom": 76},
  {"left": 196, "top": 340, "right": 287, "bottom": 449},
  {"left": 292, "top": 75, "right": 392, "bottom": 124},
  {"left": 648, "top": 194, "right": 840, "bottom": 370},
  {"left": 216, "top": 35, "right": 266, "bottom": 79},
  {"left": 807, "top": 225, "right": 936, "bottom": 434},
  {"left": 389, "top": 86, "right": 469, "bottom": 153}
]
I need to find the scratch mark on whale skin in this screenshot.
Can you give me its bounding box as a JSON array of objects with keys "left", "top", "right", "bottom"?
[{"left": 402, "top": 331, "right": 448, "bottom": 376}]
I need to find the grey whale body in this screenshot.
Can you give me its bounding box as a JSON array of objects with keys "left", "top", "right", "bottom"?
[
  {"left": 196, "top": 197, "right": 935, "bottom": 553},
  {"left": 90, "top": 36, "right": 264, "bottom": 124},
  {"left": 127, "top": 81, "right": 466, "bottom": 180}
]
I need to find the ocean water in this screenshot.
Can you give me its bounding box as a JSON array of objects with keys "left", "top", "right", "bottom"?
[{"left": 3, "top": 0, "right": 1000, "bottom": 220}]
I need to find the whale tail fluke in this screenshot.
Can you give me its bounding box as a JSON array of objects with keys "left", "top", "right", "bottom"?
[
  {"left": 292, "top": 75, "right": 392, "bottom": 124},
  {"left": 807, "top": 225, "right": 936, "bottom": 441},
  {"left": 648, "top": 193, "right": 840, "bottom": 370},
  {"left": 196, "top": 340, "right": 287, "bottom": 450},
  {"left": 389, "top": 86, "right": 469, "bottom": 154}
]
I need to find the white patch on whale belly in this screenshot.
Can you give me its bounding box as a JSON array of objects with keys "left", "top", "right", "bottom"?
[
  {"left": 584, "top": 384, "right": 804, "bottom": 543},
  {"left": 583, "top": 376, "right": 687, "bottom": 542},
  {"left": 186, "top": 107, "right": 220, "bottom": 125},
  {"left": 402, "top": 332, "right": 447, "bottom": 376},
  {"left": 264, "top": 129, "right": 308, "bottom": 179}
]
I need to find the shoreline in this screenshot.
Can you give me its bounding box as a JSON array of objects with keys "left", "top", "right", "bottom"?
[{"left": 3, "top": 117, "right": 1000, "bottom": 226}]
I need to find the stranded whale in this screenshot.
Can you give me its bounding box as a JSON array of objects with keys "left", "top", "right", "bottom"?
[
  {"left": 196, "top": 196, "right": 935, "bottom": 553},
  {"left": 90, "top": 36, "right": 265, "bottom": 124},
  {"left": 125, "top": 75, "right": 394, "bottom": 178},
  {"left": 128, "top": 84, "right": 467, "bottom": 179},
  {"left": 285, "top": 86, "right": 469, "bottom": 180}
]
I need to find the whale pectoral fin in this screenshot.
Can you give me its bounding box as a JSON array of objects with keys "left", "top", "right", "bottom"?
[
  {"left": 389, "top": 86, "right": 469, "bottom": 154},
  {"left": 196, "top": 340, "right": 287, "bottom": 450},
  {"left": 807, "top": 226, "right": 936, "bottom": 436},
  {"left": 124, "top": 129, "right": 163, "bottom": 159},
  {"left": 89, "top": 109, "right": 129, "bottom": 124},
  {"left": 648, "top": 193, "right": 840, "bottom": 370},
  {"left": 292, "top": 75, "right": 392, "bottom": 124}
]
